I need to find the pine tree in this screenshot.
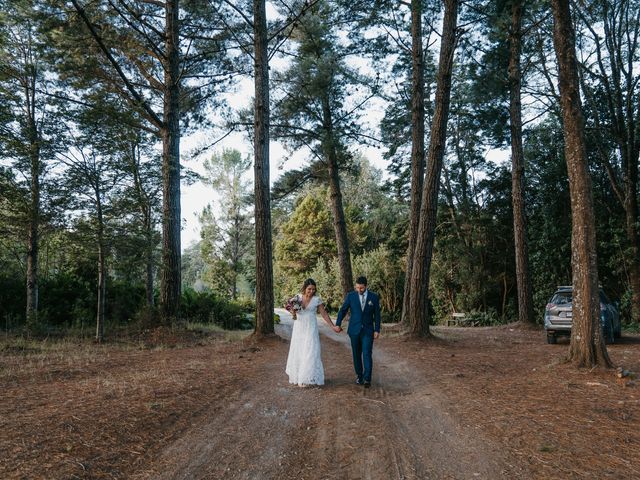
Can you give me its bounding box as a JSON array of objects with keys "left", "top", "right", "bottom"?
[
  {"left": 407, "top": 0, "right": 459, "bottom": 336},
  {"left": 253, "top": 0, "right": 275, "bottom": 336},
  {"left": 575, "top": 0, "right": 640, "bottom": 325},
  {"left": 271, "top": 1, "right": 377, "bottom": 295},
  {"left": 200, "top": 149, "right": 254, "bottom": 300},
  {"left": 0, "top": 0, "right": 62, "bottom": 330},
  {"left": 551, "top": 0, "right": 612, "bottom": 367},
  {"left": 52, "top": 0, "right": 231, "bottom": 323}
]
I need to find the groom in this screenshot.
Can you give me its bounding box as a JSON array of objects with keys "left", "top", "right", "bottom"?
[{"left": 335, "top": 276, "right": 381, "bottom": 388}]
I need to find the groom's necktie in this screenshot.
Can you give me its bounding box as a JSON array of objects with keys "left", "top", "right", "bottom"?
[{"left": 360, "top": 294, "right": 365, "bottom": 310}]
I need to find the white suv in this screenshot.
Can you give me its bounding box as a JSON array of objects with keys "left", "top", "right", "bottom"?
[{"left": 543, "top": 286, "right": 621, "bottom": 344}]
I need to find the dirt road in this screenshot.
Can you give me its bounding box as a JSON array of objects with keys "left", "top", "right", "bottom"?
[
  {"left": 4, "top": 316, "right": 639, "bottom": 479},
  {"left": 142, "top": 311, "right": 521, "bottom": 480}
]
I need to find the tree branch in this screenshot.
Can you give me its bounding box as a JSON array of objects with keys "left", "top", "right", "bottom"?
[{"left": 70, "top": 0, "right": 163, "bottom": 128}]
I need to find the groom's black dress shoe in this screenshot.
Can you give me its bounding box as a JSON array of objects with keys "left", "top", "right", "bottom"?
[{"left": 364, "top": 381, "right": 371, "bottom": 388}]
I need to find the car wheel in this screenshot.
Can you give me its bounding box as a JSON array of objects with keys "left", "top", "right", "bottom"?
[{"left": 547, "top": 334, "right": 557, "bottom": 344}]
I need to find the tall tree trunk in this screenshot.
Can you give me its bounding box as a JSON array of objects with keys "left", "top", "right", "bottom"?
[
  {"left": 140, "top": 188, "right": 155, "bottom": 309},
  {"left": 508, "top": 0, "right": 534, "bottom": 324},
  {"left": 322, "top": 96, "right": 354, "bottom": 296},
  {"left": 551, "top": 0, "right": 612, "bottom": 368},
  {"left": 401, "top": 0, "right": 426, "bottom": 327},
  {"left": 130, "top": 144, "right": 155, "bottom": 307},
  {"left": 96, "top": 244, "right": 106, "bottom": 342},
  {"left": 159, "top": 0, "right": 181, "bottom": 324},
  {"left": 625, "top": 181, "right": 640, "bottom": 323},
  {"left": 231, "top": 272, "right": 238, "bottom": 300},
  {"left": 232, "top": 218, "right": 240, "bottom": 300},
  {"left": 253, "top": 0, "right": 275, "bottom": 336},
  {"left": 576, "top": 0, "right": 640, "bottom": 325},
  {"left": 615, "top": 0, "right": 640, "bottom": 325},
  {"left": 70, "top": 1, "right": 172, "bottom": 316},
  {"left": 26, "top": 111, "right": 40, "bottom": 330},
  {"left": 407, "top": 0, "right": 458, "bottom": 336},
  {"left": 95, "top": 187, "right": 106, "bottom": 343},
  {"left": 144, "top": 211, "right": 155, "bottom": 307},
  {"left": 623, "top": 131, "right": 640, "bottom": 322}
]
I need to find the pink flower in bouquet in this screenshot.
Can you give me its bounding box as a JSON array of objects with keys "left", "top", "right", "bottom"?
[{"left": 285, "top": 295, "right": 303, "bottom": 319}]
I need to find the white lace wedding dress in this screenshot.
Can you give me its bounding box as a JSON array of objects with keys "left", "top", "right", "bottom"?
[{"left": 285, "top": 295, "right": 325, "bottom": 385}]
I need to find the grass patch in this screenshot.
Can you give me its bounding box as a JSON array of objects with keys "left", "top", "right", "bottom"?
[
  {"left": 185, "top": 322, "right": 252, "bottom": 342},
  {"left": 0, "top": 335, "right": 97, "bottom": 356},
  {"left": 538, "top": 444, "right": 556, "bottom": 453},
  {"left": 623, "top": 323, "right": 640, "bottom": 334}
]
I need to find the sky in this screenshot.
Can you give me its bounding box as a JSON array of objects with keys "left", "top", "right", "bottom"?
[
  {"left": 177, "top": 2, "right": 511, "bottom": 252},
  {"left": 180, "top": 126, "right": 387, "bottom": 251},
  {"left": 178, "top": 1, "right": 395, "bottom": 251},
  {"left": 178, "top": 94, "right": 507, "bottom": 252},
  {"left": 179, "top": 64, "right": 389, "bottom": 251}
]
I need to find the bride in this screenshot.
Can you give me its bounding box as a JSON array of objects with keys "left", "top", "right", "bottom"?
[{"left": 285, "top": 278, "right": 341, "bottom": 387}]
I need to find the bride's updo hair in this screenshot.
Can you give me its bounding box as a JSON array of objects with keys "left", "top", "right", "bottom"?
[{"left": 301, "top": 278, "right": 317, "bottom": 294}]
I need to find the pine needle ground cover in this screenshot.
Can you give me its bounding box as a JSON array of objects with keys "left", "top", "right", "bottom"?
[{"left": 1, "top": 325, "right": 638, "bottom": 479}]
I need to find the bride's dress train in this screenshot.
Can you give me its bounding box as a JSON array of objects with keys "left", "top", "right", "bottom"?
[{"left": 285, "top": 295, "right": 325, "bottom": 385}]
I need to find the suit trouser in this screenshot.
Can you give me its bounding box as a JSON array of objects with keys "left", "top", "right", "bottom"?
[{"left": 349, "top": 329, "right": 374, "bottom": 382}]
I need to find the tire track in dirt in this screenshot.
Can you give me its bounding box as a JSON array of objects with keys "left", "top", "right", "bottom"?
[
  {"left": 141, "top": 311, "right": 520, "bottom": 479},
  {"left": 138, "top": 337, "right": 318, "bottom": 480},
  {"left": 308, "top": 313, "right": 514, "bottom": 480}
]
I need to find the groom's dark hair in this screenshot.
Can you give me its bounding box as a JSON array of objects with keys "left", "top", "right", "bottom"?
[{"left": 355, "top": 276, "right": 368, "bottom": 286}]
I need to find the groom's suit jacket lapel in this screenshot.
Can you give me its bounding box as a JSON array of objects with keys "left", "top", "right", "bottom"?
[
  {"left": 338, "top": 290, "right": 377, "bottom": 333},
  {"left": 362, "top": 292, "right": 375, "bottom": 314}
]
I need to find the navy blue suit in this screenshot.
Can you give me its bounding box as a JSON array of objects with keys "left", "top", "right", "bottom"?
[{"left": 336, "top": 290, "right": 381, "bottom": 383}]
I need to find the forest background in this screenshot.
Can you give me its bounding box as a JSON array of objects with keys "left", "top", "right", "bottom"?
[{"left": 1, "top": 0, "right": 639, "bottom": 341}]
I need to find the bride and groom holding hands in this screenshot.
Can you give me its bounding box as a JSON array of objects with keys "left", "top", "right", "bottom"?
[{"left": 285, "top": 276, "right": 381, "bottom": 388}]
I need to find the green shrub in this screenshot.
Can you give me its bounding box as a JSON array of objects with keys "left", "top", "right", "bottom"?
[
  {"left": 274, "top": 247, "right": 404, "bottom": 321},
  {"left": 307, "top": 257, "right": 343, "bottom": 311},
  {"left": 619, "top": 288, "right": 633, "bottom": 326},
  {"left": 181, "top": 288, "right": 252, "bottom": 330},
  {"left": 0, "top": 274, "right": 25, "bottom": 327},
  {"left": 39, "top": 273, "right": 94, "bottom": 327},
  {"left": 107, "top": 280, "right": 146, "bottom": 324},
  {"left": 233, "top": 296, "right": 256, "bottom": 314},
  {"left": 464, "top": 308, "right": 500, "bottom": 327},
  {"left": 353, "top": 247, "right": 404, "bottom": 320}
]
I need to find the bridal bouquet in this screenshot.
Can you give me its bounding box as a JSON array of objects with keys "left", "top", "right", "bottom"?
[{"left": 285, "top": 295, "right": 303, "bottom": 319}]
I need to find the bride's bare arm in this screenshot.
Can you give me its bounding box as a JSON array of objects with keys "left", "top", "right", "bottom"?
[{"left": 318, "top": 304, "right": 342, "bottom": 332}]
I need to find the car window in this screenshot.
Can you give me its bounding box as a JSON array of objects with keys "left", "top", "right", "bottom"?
[{"left": 551, "top": 292, "right": 572, "bottom": 304}]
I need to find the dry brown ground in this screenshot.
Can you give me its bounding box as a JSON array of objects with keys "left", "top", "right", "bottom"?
[{"left": 1, "top": 315, "right": 638, "bottom": 480}]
